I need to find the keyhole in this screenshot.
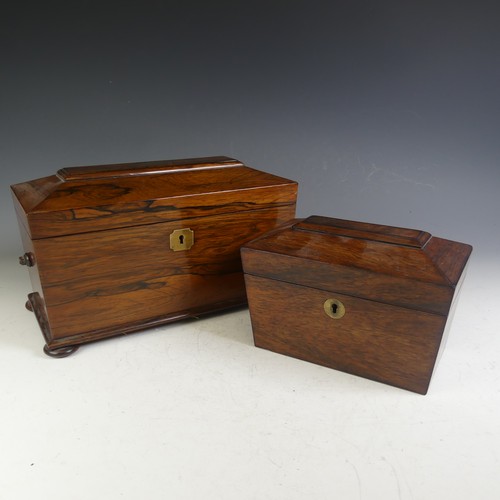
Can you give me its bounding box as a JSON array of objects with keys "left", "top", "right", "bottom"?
[
  {"left": 170, "top": 228, "right": 193, "bottom": 251},
  {"left": 323, "top": 298, "right": 345, "bottom": 319}
]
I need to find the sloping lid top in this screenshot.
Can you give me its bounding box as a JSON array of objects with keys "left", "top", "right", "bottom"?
[
  {"left": 11, "top": 156, "right": 297, "bottom": 238},
  {"left": 241, "top": 216, "right": 472, "bottom": 315}
]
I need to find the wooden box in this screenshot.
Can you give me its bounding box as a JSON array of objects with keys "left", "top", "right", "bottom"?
[
  {"left": 11, "top": 156, "right": 297, "bottom": 356},
  {"left": 241, "top": 216, "right": 472, "bottom": 394}
]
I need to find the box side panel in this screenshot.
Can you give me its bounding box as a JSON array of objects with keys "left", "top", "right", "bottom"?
[
  {"left": 16, "top": 222, "right": 45, "bottom": 306},
  {"left": 429, "top": 260, "right": 470, "bottom": 383},
  {"left": 34, "top": 204, "right": 295, "bottom": 344},
  {"left": 244, "top": 274, "right": 447, "bottom": 394},
  {"left": 13, "top": 221, "right": 57, "bottom": 344}
]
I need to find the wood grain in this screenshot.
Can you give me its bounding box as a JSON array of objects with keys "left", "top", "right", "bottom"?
[
  {"left": 37, "top": 207, "right": 292, "bottom": 340},
  {"left": 245, "top": 275, "right": 446, "bottom": 394},
  {"left": 12, "top": 156, "right": 297, "bottom": 239}
]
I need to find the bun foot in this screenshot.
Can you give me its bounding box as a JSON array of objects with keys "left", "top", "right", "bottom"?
[{"left": 43, "top": 344, "right": 80, "bottom": 358}]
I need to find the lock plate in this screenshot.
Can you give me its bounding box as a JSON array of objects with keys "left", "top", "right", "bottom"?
[{"left": 170, "top": 228, "right": 194, "bottom": 251}]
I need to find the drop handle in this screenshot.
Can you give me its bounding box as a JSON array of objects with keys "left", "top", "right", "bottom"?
[{"left": 19, "top": 252, "right": 35, "bottom": 267}]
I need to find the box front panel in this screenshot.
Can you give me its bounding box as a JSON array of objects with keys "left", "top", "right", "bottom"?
[
  {"left": 245, "top": 275, "right": 447, "bottom": 394},
  {"left": 34, "top": 205, "right": 294, "bottom": 342}
]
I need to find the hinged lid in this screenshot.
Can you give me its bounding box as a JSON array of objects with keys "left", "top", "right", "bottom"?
[
  {"left": 11, "top": 156, "right": 297, "bottom": 239},
  {"left": 241, "top": 215, "right": 472, "bottom": 316}
]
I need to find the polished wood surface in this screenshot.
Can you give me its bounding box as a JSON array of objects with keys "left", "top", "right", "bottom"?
[
  {"left": 244, "top": 275, "right": 446, "bottom": 394},
  {"left": 11, "top": 156, "right": 297, "bottom": 353},
  {"left": 242, "top": 216, "right": 472, "bottom": 394},
  {"left": 12, "top": 156, "right": 296, "bottom": 239}
]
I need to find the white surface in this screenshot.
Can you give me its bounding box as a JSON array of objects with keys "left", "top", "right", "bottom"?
[{"left": 0, "top": 254, "right": 498, "bottom": 500}]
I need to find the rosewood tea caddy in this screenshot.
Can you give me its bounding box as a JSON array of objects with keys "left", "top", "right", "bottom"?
[
  {"left": 11, "top": 156, "right": 297, "bottom": 356},
  {"left": 241, "top": 216, "right": 472, "bottom": 394}
]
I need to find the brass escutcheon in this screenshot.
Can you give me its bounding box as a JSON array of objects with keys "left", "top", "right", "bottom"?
[
  {"left": 170, "top": 228, "right": 194, "bottom": 251},
  {"left": 323, "top": 298, "right": 345, "bottom": 319}
]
